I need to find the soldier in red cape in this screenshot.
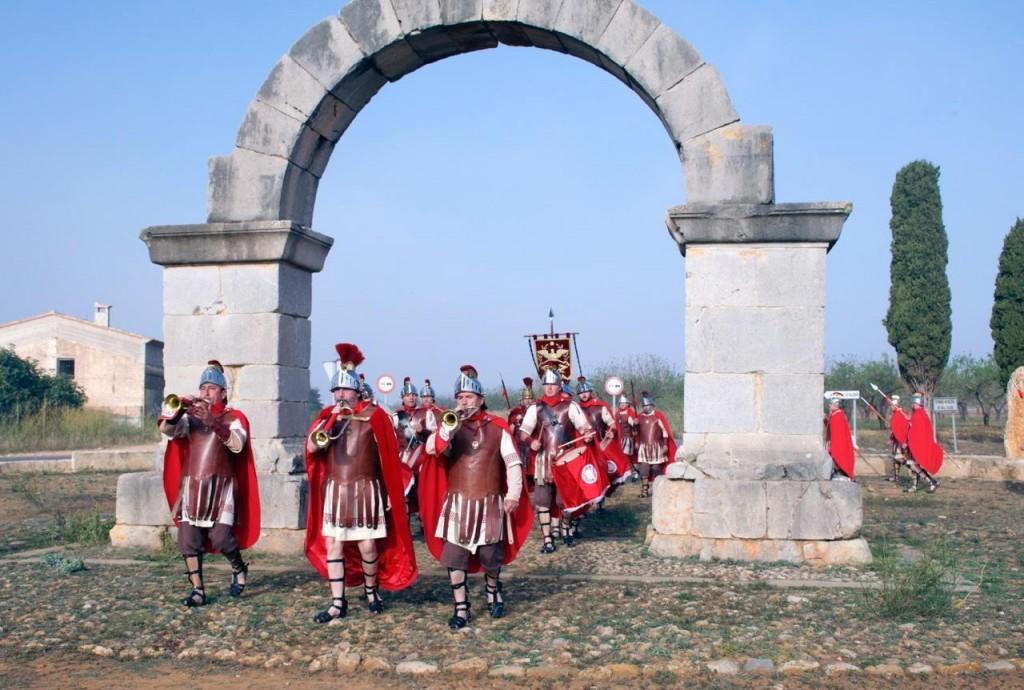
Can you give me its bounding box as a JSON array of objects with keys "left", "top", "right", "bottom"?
[
  {"left": 160, "top": 360, "right": 260, "bottom": 607},
  {"left": 517, "top": 368, "right": 597, "bottom": 550},
  {"left": 636, "top": 392, "right": 678, "bottom": 498},
  {"left": 825, "top": 393, "right": 855, "bottom": 479},
  {"left": 304, "top": 344, "right": 417, "bottom": 623},
  {"left": 887, "top": 394, "right": 911, "bottom": 482},
  {"left": 508, "top": 378, "right": 537, "bottom": 488},
  {"left": 391, "top": 377, "right": 437, "bottom": 506},
  {"left": 615, "top": 397, "right": 639, "bottom": 481},
  {"left": 906, "top": 392, "right": 942, "bottom": 493},
  {"left": 418, "top": 365, "right": 533, "bottom": 629},
  {"left": 575, "top": 377, "right": 631, "bottom": 493}
]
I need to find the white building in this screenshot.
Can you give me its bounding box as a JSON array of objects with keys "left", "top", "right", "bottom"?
[{"left": 0, "top": 304, "right": 164, "bottom": 424}]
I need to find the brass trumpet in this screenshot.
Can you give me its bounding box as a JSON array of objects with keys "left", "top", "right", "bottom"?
[
  {"left": 162, "top": 393, "right": 196, "bottom": 418},
  {"left": 311, "top": 403, "right": 354, "bottom": 449},
  {"left": 440, "top": 408, "right": 466, "bottom": 433}
]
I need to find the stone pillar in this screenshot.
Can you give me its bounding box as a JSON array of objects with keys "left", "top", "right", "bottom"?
[
  {"left": 647, "top": 202, "right": 872, "bottom": 565},
  {"left": 110, "top": 221, "right": 332, "bottom": 553}
]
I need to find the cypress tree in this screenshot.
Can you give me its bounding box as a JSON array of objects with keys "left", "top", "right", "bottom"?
[
  {"left": 991, "top": 218, "right": 1024, "bottom": 385},
  {"left": 883, "top": 160, "right": 952, "bottom": 398}
]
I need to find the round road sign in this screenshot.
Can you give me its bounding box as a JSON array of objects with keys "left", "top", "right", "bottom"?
[{"left": 376, "top": 374, "right": 395, "bottom": 394}]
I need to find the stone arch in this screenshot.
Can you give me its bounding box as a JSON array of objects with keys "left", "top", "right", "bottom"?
[{"left": 208, "top": 0, "right": 774, "bottom": 228}]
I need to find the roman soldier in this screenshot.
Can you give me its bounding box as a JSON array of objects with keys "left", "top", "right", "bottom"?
[
  {"left": 508, "top": 377, "right": 536, "bottom": 487},
  {"left": 575, "top": 377, "right": 630, "bottom": 490},
  {"left": 636, "top": 392, "right": 678, "bottom": 498},
  {"left": 304, "top": 344, "right": 417, "bottom": 623},
  {"left": 825, "top": 393, "right": 855, "bottom": 479},
  {"left": 418, "top": 365, "right": 533, "bottom": 629},
  {"left": 906, "top": 392, "right": 943, "bottom": 493},
  {"left": 391, "top": 377, "right": 423, "bottom": 496},
  {"left": 887, "top": 394, "right": 911, "bottom": 482},
  {"left": 517, "top": 367, "right": 598, "bottom": 551},
  {"left": 159, "top": 360, "right": 260, "bottom": 607},
  {"left": 615, "top": 397, "right": 639, "bottom": 480}
]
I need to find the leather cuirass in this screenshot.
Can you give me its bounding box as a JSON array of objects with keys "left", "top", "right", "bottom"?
[
  {"left": 616, "top": 410, "right": 635, "bottom": 438},
  {"left": 582, "top": 404, "right": 607, "bottom": 438},
  {"left": 447, "top": 418, "right": 504, "bottom": 500},
  {"left": 327, "top": 415, "right": 382, "bottom": 485},
  {"left": 186, "top": 418, "right": 233, "bottom": 479},
  {"left": 637, "top": 414, "right": 665, "bottom": 447},
  {"left": 537, "top": 399, "right": 573, "bottom": 458}
]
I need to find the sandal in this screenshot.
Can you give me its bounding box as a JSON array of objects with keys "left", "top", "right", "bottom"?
[
  {"left": 181, "top": 554, "right": 207, "bottom": 607},
  {"left": 313, "top": 596, "right": 348, "bottom": 623},
  {"left": 230, "top": 562, "right": 249, "bottom": 597},
  {"left": 362, "top": 556, "right": 384, "bottom": 614},
  {"left": 485, "top": 581, "right": 505, "bottom": 619},
  {"left": 448, "top": 576, "right": 470, "bottom": 630},
  {"left": 541, "top": 535, "right": 556, "bottom": 554}
]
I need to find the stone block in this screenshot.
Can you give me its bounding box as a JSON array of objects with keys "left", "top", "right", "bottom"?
[
  {"left": 753, "top": 246, "right": 826, "bottom": 308},
  {"left": 625, "top": 23, "right": 702, "bottom": 100},
  {"left": 481, "top": 0, "right": 516, "bottom": 21},
  {"left": 340, "top": 0, "right": 404, "bottom": 56},
  {"left": 144, "top": 222, "right": 333, "bottom": 272},
  {"left": 242, "top": 401, "right": 310, "bottom": 443},
  {"left": 233, "top": 365, "right": 310, "bottom": 404},
  {"left": 517, "top": 0, "right": 561, "bottom": 28},
  {"left": 372, "top": 39, "right": 424, "bottom": 80},
  {"left": 656, "top": 64, "right": 738, "bottom": 144},
  {"left": 251, "top": 528, "right": 306, "bottom": 555},
  {"left": 704, "top": 306, "right": 823, "bottom": 375},
  {"left": 682, "top": 124, "right": 774, "bottom": 204},
  {"left": 115, "top": 471, "right": 172, "bottom": 527},
  {"left": 257, "top": 474, "right": 308, "bottom": 529},
  {"left": 251, "top": 437, "right": 306, "bottom": 475},
  {"left": 163, "top": 313, "right": 310, "bottom": 368},
  {"left": 651, "top": 475, "right": 694, "bottom": 535},
  {"left": 441, "top": 0, "right": 482, "bottom": 24},
  {"left": 391, "top": 0, "right": 442, "bottom": 32},
  {"left": 558, "top": 34, "right": 608, "bottom": 72},
  {"left": 109, "top": 524, "right": 168, "bottom": 550},
  {"left": 306, "top": 93, "right": 357, "bottom": 144},
  {"left": 683, "top": 373, "right": 755, "bottom": 433},
  {"left": 766, "top": 480, "right": 863, "bottom": 540},
  {"left": 594, "top": 0, "right": 659, "bottom": 69},
  {"left": 236, "top": 99, "right": 319, "bottom": 173},
  {"left": 488, "top": 21, "right": 531, "bottom": 47},
  {"left": 801, "top": 537, "right": 872, "bottom": 566},
  {"left": 255, "top": 55, "right": 330, "bottom": 123},
  {"left": 220, "top": 263, "right": 313, "bottom": 317},
  {"left": 448, "top": 21, "right": 499, "bottom": 51},
  {"left": 681, "top": 432, "right": 828, "bottom": 476},
  {"left": 520, "top": 24, "right": 565, "bottom": 53},
  {"left": 207, "top": 149, "right": 290, "bottom": 223},
  {"left": 289, "top": 18, "right": 367, "bottom": 92},
  {"left": 684, "top": 247, "right": 759, "bottom": 309},
  {"left": 552, "top": 0, "right": 621, "bottom": 47},
  {"left": 760, "top": 374, "right": 825, "bottom": 436},
  {"left": 163, "top": 266, "right": 222, "bottom": 316},
  {"left": 647, "top": 533, "right": 703, "bottom": 559},
  {"left": 693, "top": 478, "right": 766, "bottom": 538},
  {"left": 406, "top": 28, "right": 463, "bottom": 65},
  {"left": 330, "top": 61, "right": 388, "bottom": 112},
  {"left": 71, "top": 446, "right": 159, "bottom": 473}
]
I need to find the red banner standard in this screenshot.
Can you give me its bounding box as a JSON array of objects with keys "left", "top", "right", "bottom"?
[{"left": 529, "top": 334, "right": 574, "bottom": 378}]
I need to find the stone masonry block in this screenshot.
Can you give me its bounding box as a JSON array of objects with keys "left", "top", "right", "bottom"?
[
  {"left": 482, "top": 0, "right": 516, "bottom": 21},
  {"left": 686, "top": 245, "right": 826, "bottom": 309},
  {"left": 447, "top": 21, "right": 499, "bottom": 51},
  {"left": 163, "top": 313, "right": 310, "bottom": 368},
  {"left": 752, "top": 245, "right": 826, "bottom": 308},
  {"left": 488, "top": 20, "right": 531, "bottom": 47},
  {"left": 305, "top": 91, "right": 357, "bottom": 144},
  {"left": 684, "top": 373, "right": 755, "bottom": 434},
  {"left": 207, "top": 150, "right": 291, "bottom": 223},
  {"left": 684, "top": 247, "right": 759, "bottom": 309},
  {"left": 233, "top": 365, "right": 310, "bottom": 403},
  {"left": 552, "top": 0, "right": 621, "bottom": 47},
  {"left": 289, "top": 18, "right": 367, "bottom": 92},
  {"left": 251, "top": 437, "right": 306, "bottom": 475},
  {"left": 594, "top": 0, "right": 659, "bottom": 68},
  {"left": 517, "top": 0, "right": 563, "bottom": 28},
  {"left": 220, "top": 263, "right": 312, "bottom": 317},
  {"left": 558, "top": 34, "right": 608, "bottom": 72},
  {"left": 625, "top": 23, "right": 702, "bottom": 100},
  {"left": 372, "top": 38, "right": 425, "bottom": 80},
  {"left": 162, "top": 365, "right": 205, "bottom": 399},
  {"left": 519, "top": 24, "right": 565, "bottom": 53},
  {"left": 257, "top": 474, "right": 308, "bottom": 529},
  {"left": 682, "top": 124, "right": 774, "bottom": 204},
  {"left": 766, "top": 480, "right": 863, "bottom": 540},
  {"left": 656, "top": 63, "right": 738, "bottom": 144},
  {"left": 693, "top": 478, "right": 766, "bottom": 539},
  {"left": 255, "top": 55, "right": 331, "bottom": 124},
  {"left": 340, "top": 0, "right": 404, "bottom": 56},
  {"left": 651, "top": 475, "right": 694, "bottom": 535},
  {"left": 115, "top": 472, "right": 171, "bottom": 527},
  {"left": 706, "top": 307, "right": 823, "bottom": 374},
  {"left": 279, "top": 164, "right": 319, "bottom": 228},
  {"left": 683, "top": 304, "right": 714, "bottom": 373},
  {"left": 760, "top": 373, "right": 825, "bottom": 436},
  {"left": 391, "top": 0, "right": 442, "bottom": 32},
  {"left": 330, "top": 60, "right": 388, "bottom": 111},
  {"left": 682, "top": 432, "right": 831, "bottom": 481},
  {"left": 243, "top": 400, "right": 309, "bottom": 441},
  {"left": 407, "top": 28, "right": 464, "bottom": 65},
  {"left": 235, "top": 99, "right": 310, "bottom": 165},
  {"left": 163, "top": 266, "right": 222, "bottom": 317},
  {"left": 441, "top": 0, "right": 482, "bottom": 24}
]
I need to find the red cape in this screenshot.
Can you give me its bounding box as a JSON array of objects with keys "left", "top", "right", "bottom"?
[
  {"left": 418, "top": 412, "right": 534, "bottom": 573},
  {"left": 908, "top": 407, "right": 944, "bottom": 474},
  {"left": 641, "top": 410, "right": 678, "bottom": 464},
  {"left": 826, "top": 409, "right": 855, "bottom": 478},
  {"left": 889, "top": 408, "right": 910, "bottom": 445},
  {"left": 304, "top": 402, "right": 418, "bottom": 590},
  {"left": 160, "top": 406, "right": 261, "bottom": 552},
  {"left": 579, "top": 398, "right": 632, "bottom": 482}
]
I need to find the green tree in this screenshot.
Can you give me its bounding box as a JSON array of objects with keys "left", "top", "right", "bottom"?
[
  {"left": 825, "top": 354, "right": 904, "bottom": 429},
  {"left": 991, "top": 218, "right": 1024, "bottom": 386},
  {"left": 941, "top": 354, "right": 1003, "bottom": 426},
  {"left": 883, "top": 160, "right": 952, "bottom": 399},
  {"left": 0, "top": 348, "right": 85, "bottom": 420}
]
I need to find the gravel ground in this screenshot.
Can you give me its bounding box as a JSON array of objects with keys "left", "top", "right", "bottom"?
[{"left": 0, "top": 472, "right": 1022, "bottom": 688}]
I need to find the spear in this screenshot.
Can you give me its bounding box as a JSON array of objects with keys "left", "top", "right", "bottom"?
[
  {"left": 859, "top": 396, "right": 888, "bottom": 423},
  {"left": 869, "top": 382, "right": 894, "bottom": 406},
  {"left": 498, "top": 372, "right": 512, "bottom": 410}
]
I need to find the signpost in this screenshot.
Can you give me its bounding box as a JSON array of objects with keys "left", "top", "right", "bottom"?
[
  {"left": 604, "top": 376, "right": 624, "bottom": 406},
  {"left": 932, "top": 397, "right": 959, "bottom": 452},
  {"left": 824, "top": 390, "right": 860, "bottom": 446},
  {"left": 376, "top": 374, "right": 395, "bottom": 408}
]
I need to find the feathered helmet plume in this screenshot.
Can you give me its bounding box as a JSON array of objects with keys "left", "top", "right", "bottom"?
[{"left": 329, "top": 343, "right": 364, "bottom": 391}]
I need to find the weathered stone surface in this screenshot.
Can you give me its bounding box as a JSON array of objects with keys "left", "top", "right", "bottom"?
[
  {"left": 441, "top": 0, "right": 482, "bottom": 25},
  {"left": 251, "top": 528, "right": 305, "bottom": 555},
  {"left": 657, "top": 64, "right": 737, "bottom": 144},
  {"left": 781, "top": 660, "right": 820, "bottom": 673},
  {"left": 340, "top": 0, "right": 404, "bottom": 56},
  {"left": 250, "top": 437, "right": 305, "bottom": 475},
  {"left": 488, "top": 665, "right": 525, "bottom": 677},
  {"left": 552, "top": 0, "right": 620, "bottom": 47},
  {"left": 693, "top": 479, "right": 766, "bottom": 538},
  {"left": 114, "top": 472, "right": 171, "bottom": 527},
  {"left": 242, "top": 401, "right": 310, "bottom": 444},
  {"left": 594, "top": 0, "right": 659, "bottom": 69},
  {"left": 766, "top": 481, "right": 863, "bottom": 540},
  {"left": 625, "top": 23, "right": 702, "bottom": 100},
  {"left": 681, "top": 432, "right": 830, "bottom": 480},
  {"left": 235, "top": 99, "right": 314, "bottom": 168},
  {"left": 371, "top": 39, "right": 424, "bottom": 80},
  {"left": 907, "top": 662, "right": 933, "bottom": 675},
  {"left": 683, "top": 124, "right": 774, "bottom": 204},
  {"left": 406, "top": 27, "right": 463, "bottom": 64},
  {"left": 234, "top": 365, "right": 310, "bottom": 403},
  {"left": 256, "top": 474, "right": 307, "bottom": 529},
  {"left": 71, "top": 446, "right": 158, "bottom": 473},
  {"left": 646, "top": 533, "right": 702, "bottom": 558},
  {"left": 162, "top": 314, "right": 310, "bottom": 369},
  {"left": 651, "top": 475, "right": 693, "bottom": 535},
  {"left": 519, "top": 24, "right": 564, "bottom": 53},
  {"left": 826, "top": 662, "right": 861, "bottom": 675},
  {"left": 391, "top": 0, "right": 442, "bottom": 32},
  {"left": 147, "top": 223, "right": 332, "bottom": 274},
  {"left": 693, "top": 307, "right": 823, "bottom": 375},
  {"left": 865, "top": 663, "right": 904, "bottom": 675},
  {"left": 744, "top": 658, "right": 775, "bottom": 673},
  {"left": 517, "top": 0, "right": 561, "bottom": 28},
  {"left": 289, "top": 18, "right": 365, "bottom": 90},
  {"left": 109, "top": 524, "right": 166, "bottom": 550},
  {"left": 525, "top": 665, "right": 570, "bottom": 680},
  {"left": 306, "top": 93, "right": 358, "bottom": 145},
  {"left": 336, "top": 652, "right": 361, "bottom": 673},
  {"left": 684, "top": 244, "right": 825, "bottom": 309},
  {"left": 396, "top": 660, "right": 439, "bottom": 675},
  {"left": 760, "top": 374, "right": 826, "bottom": 436},
  {"left": 255, "top": 55, "right": 331, "bottom": 123},
  {"left": 447, "top": 657, "right": 488, "bottom": 675},
  {"left": 801, "top": 537, "right": 872, "bottom": 566},
  {"left": 683, "top": 374, "right": 755, "bottom": 433},
  {"left": 983, "top": 660, "right": 1016, "bottom": 672},
  {"left": 481, "top": 0, "right": 516, "bottom": 22},
  {"left": 330, "top": 61, "right": 388, "bottom": 112},
  {"left": 224, "top": 263, "right": 313, "bottom": 317},
  {"left": 707, "top": 659, "right": 739, "bottom": 675},
  {"left": 667, "top": 203, "right": 852, "bottom": 254}
]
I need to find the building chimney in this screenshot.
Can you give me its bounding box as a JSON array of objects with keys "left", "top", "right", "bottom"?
[{"left": 94, "top": 303, "right": 111, "bottom": 327}]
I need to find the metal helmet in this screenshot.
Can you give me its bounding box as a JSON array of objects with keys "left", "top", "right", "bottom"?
[
  {"left": 520, "top": 377, "right": 535, "bottom": 403},
  {"left": 359, "top": 374, "right": 374, "bottom": 401},
  {"left": 641, "top": 391, "right": 654, "bottom": 407},
  {"left": 829, "top": 391, "right": 843, "bottom": 404},
  {"left": 454, "top": 364, "right": 484, "bottom": 396},
  {"left": 912, "top": 392, "right": 925, "bottom": 406},
  {"left": 329, "top": 343, "right": 364, "bottom": 391},
  {"left": 199, "top": 360, "right": 228, "bottom": 390},
  {"left": 575, "top": 376, "right": 594, "bottom": 395},
  {"left": 540, "top": 368, "right": 561, "bottom": 386},
  {"left": 890, "top": 394, "right": 901, "bottom": 404},
  {"left": 400, "top": 376, "right": 418, "bottom": 397},
  {"left": 421, "top": 379, "right": 436, "bottom": 399}
]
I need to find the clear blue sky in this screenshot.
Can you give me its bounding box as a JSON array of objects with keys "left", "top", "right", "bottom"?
[{"left": 1, "top": 1, "right": 1021, "bottom": 397}]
